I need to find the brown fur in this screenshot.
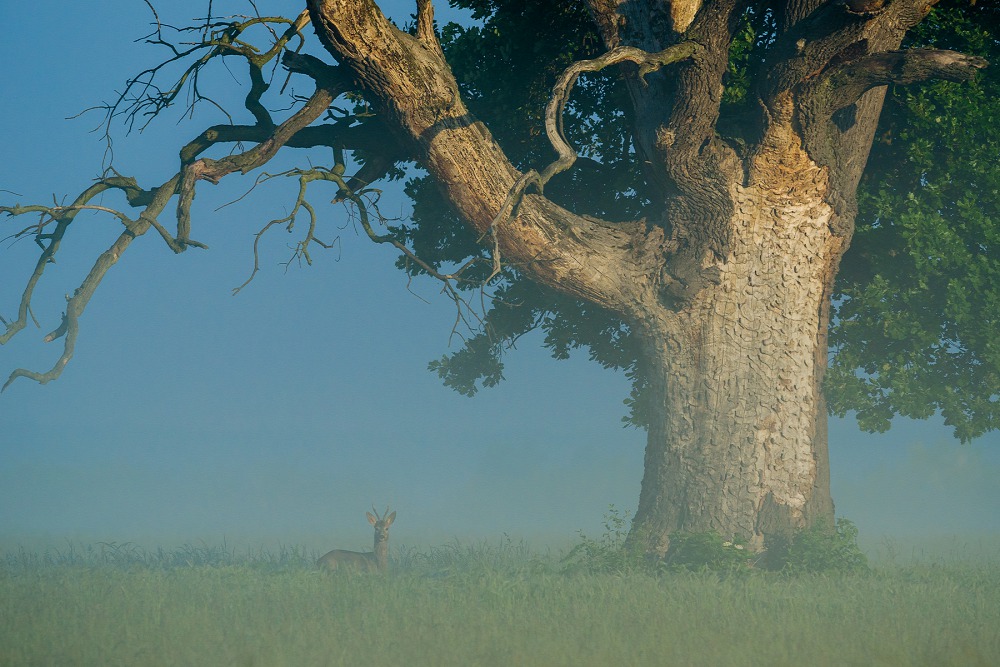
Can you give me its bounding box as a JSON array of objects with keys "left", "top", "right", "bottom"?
[{"left": 317, "top": 507, "right": 395, "bottom": 572}]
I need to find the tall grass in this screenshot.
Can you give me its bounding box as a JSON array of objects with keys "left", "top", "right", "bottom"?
[{"left": 2, "top": 538, "right": 998, "bottom": 666}]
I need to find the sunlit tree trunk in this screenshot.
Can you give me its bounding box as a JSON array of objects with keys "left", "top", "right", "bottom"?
[{"left": 629, "top": 156, "right": 844, "bottom": 552}]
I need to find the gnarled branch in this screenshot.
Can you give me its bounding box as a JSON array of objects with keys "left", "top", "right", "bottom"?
[
  {"left": 486, "top": 41, "right": 700, "bottom": 284},
  {"left": 809, "top": 48, "right": 988, "bottom": 117},
  {"left": 1, "top": 175, "right": 178, "bottom": 390}
]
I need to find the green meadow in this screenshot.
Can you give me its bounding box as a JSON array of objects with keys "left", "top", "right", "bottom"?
[{"left": 2, "top": 537, "right": 998, "bottom": 667}]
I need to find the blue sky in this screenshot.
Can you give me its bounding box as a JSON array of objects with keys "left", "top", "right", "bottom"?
[{"left": 1, "top": 2, "right": 998, "bottom": 557}]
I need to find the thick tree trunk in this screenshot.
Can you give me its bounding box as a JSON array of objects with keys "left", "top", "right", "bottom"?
[{"left": 628, "top": 135, "right": 844, "bottom": 554}]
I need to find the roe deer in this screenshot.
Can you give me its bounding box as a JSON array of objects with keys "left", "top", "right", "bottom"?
[{"left": 317, "top": 506, "right": 396, "bottom": 572}]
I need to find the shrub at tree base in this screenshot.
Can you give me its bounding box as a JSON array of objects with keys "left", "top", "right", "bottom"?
[
  {"left": 564, "top": 508, "right": 868, "bottom": 574},
  {"left": 561, "top": 505, "right": 646, "bottom": 574},
  {"left": 662, "top": 532, "right": 755, "bottom": 572},
  {"left": 762, "top": 518, "right": 870, "bottom": 574}
]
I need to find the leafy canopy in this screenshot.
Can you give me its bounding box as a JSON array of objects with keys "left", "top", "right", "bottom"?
[
  {"left": 830, "top": 3, "right": 1000, "bottom": 442},
  {"left": 4, "top": 1, "right": 995, "bottom": 443},
  {"left": 402, "top": 1, "right": 999, "bottom": 442}
]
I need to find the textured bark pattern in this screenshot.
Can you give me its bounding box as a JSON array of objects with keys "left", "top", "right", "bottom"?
[
  {"left": 670, "top": 1, "right": 702, "bottom": 32},
  {"left": 632, "top": 118, "right": 843, "bottom": 553}
]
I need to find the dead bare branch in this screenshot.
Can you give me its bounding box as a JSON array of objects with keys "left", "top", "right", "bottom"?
[
  {"left": 1, "top": 175, "right": 178, "bottom": 391},
  {"left": 94, "top": 10, "right": 313, "bottom": 167},
  {"left": 1, "top": 6, "right": 474, "bottom": 389}
]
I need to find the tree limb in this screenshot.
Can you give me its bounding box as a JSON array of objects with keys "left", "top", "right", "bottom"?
[
  {"left": 0, "top": 10, "right": 382, "bottom": 389},
  {"left": 764, "top": 0, "right": 941, "bottom": 105},
  {"left": 306, "top": 0, "right": 658, "bottom": 314},
  {"left": 810, "top": 48, "right": 988, "bottom": 116},
  {"left": 1, "top": 176, "right": 178, "bottom": 391},
  {"left": 175, "top": 57, "right": 352, "bottom": 248}
]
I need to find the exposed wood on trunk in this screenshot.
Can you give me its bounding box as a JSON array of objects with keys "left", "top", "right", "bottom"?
[{"left": 631, "top": 115, "right": 845, "bottom": 553}]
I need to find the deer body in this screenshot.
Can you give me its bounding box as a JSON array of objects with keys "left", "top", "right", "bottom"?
[{"left": 317, "top": 507, "right": 395, "bottom": 572}]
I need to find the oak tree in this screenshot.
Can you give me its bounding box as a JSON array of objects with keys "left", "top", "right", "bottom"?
[{"left": 2, "top": 0, "right": 996, "bottom": 553}]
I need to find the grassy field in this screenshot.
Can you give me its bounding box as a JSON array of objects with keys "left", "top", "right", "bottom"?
[{"left": 2, "top": 539, "right": 998, "bottom": 667}]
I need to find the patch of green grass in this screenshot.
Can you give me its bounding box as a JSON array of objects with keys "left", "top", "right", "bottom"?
[{"left": 2, "top": 538, "right": 998, "bottom": 666}]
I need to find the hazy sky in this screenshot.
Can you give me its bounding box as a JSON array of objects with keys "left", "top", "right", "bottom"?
[{"left": 1, "top": 2, "right": 997, "bottom": 556}]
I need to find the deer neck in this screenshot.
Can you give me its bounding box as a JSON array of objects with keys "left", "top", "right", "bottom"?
[{"left": 373, "top": 536, "right": 388, "bottom": 570}]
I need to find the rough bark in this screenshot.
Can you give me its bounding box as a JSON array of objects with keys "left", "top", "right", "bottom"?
[{"left": 630, "top": 131, "right": 845, "bottom": 553}]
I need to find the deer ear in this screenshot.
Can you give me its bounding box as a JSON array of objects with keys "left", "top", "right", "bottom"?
[
  {"left": 385, "top": 511, "right": 396, "bottom": 526},
  {"left": 367, "top": 512, "right": 377, "bottom": 525}
]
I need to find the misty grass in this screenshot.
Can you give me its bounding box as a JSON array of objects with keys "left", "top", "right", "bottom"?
[{"left": 2, "top": 543, "right": 998, "bottom": 667}]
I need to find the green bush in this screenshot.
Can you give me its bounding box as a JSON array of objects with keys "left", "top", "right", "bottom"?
[
  {"left": 763, "top": 518, "right": 870, "bottom": 574},
  {"left": 661, "top": 532, "right": 754, "bottom": 572},
  {"left": 561, "top": 505, "right": 647, "bottom": 574},
  {"left": 563, "top": 509, "right": 868, "bottom": 575}
]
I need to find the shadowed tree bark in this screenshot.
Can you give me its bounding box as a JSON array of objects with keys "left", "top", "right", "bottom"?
[{"left": 1, "top": 0, "right": 990, "bottom": 554}]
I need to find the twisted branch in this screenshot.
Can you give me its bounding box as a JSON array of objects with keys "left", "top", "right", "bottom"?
[
  {"left": 483, "top": 42, "right": 700, "bottom": 282},
  {"left": 807, "top": 48, "right": 988, "bottom": 117},
  {"left": 1, "top": 176, "right": 178, "bottom": 390}
]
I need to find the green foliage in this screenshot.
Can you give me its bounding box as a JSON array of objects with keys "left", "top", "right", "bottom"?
[
  {"left": 830, "top": 1, "right": 1000, "bottom": 441},
  {"left": 560, "top": 505, "right": 647, "bottom": 574},
  {"left": 763, "top": 518, "right": 870, "bottom": 574},
  {"left": 403, "top": 2, "right": 1000, "bottom": 441},
  {"left": 662, "top": 532, "right": 754, "bottom": 572},
  {"left": 659, "top": 519, "right": 866, "bottom": 574},
  {"left": 427, "top": 281, "right": 642, "bottom": 410},
  {"left": 721, "top": 7, "right": 776, "bottom": 107},
  {"left": 560, "top": 507, "right": 867, "bottom": 575}
]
